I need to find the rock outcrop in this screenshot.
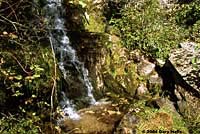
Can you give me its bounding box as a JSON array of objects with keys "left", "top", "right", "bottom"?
[{"left": 168, "top": 42, "right": 200, "bottom": 98}]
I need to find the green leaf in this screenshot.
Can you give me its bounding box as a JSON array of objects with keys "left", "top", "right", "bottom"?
[
  {"left": 33, "top": 74, "right": 40, "bottom": 78},
  {"left": 12, "top": 90, "right": 24, "bottom": 97},
  {"left": 14, "top": 75, "right": 22, "bottom": 80},
  {"left": 79, "top": 1, "right": 86, "bottom": 8}
]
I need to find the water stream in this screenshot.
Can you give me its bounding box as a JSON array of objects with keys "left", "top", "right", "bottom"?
[{"left": 44, "top": 0, "right": 96, "bottom": 120}]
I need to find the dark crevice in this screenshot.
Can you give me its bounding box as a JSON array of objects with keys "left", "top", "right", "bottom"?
[{"left": 155, "top": 59, "right": 200, "bottom": 113}]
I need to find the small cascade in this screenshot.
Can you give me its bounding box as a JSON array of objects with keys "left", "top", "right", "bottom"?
[{"left": 44, "top": 0, "right": 96, "bottom": 120}]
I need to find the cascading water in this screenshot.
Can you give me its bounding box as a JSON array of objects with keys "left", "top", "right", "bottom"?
[{"left": 44, "top": 0, "right": 96, "bottom": 120}]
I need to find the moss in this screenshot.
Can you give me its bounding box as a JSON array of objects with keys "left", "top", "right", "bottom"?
[
  {"left": 102, "top": 41, "right": 140, "bottom": 97},
  {"left": 80, "top": 0, "right": 108, "bottom": 33},
  {"left": 181, "top": 95, "right": 200, "bottom": 133},
  {"left": 139, "top": 112, "right": 173, "bottom": 131},
  {"left": 159, "top": 105, "right": 188, "bottom": 133},
  {"left": 136, "top": 100, "right": 188, "bottom": 134},
  {"left": 85, "top": 12, "right": 106, "bottom": 33}
]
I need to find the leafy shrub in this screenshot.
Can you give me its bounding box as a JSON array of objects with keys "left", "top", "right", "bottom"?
[
  {"left": 0, "top": 115, "right": 40, "bottom": 134},
  {"left": 110, "top": 0, "right": 184, "bottom": 59},
  {"left": 176, "top": 1, "right": 200, "bottom": 26},
  {"left": 176, "top": 1, "right": 200, "bottom": 42},
  {"left": 0, "top": 0, "right": 60, "bottom": 126}
]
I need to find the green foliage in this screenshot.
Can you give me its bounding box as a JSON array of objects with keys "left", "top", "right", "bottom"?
[
  {"left": 69, "top": 0, "right": 87, "bottom": 8},
  {"left": 0, "top": 45, "right": 58, "bottom": 114},
  {"left": 176, "top": 1, "right": 200, "bottom": 42},
  {"left": 0, "top": 1, "right": 60, "bottom": 133},
  {"left": 0, "top": 115, "right": 40, "bottom": 134},
  {"left": 110, "top": 0, "right": 185, "bottom": 59},
  {"left": 176, "top": 1, "right": 200, "bottom": 26},
  {"left": 136, "top": 100, "right": 188, "bottom": 134},
  {"left": 85, "top": 12, "right": 106, "bottom": 33}
]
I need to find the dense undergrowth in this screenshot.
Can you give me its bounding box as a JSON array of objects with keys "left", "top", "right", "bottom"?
[
  {"left": 109, "top": 0, "right": 200, "bottom": 59},
  {"left": 0, "top": 0, "right": 60, "bottom": 133}
]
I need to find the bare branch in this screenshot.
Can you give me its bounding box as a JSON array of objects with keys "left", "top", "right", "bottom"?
[
  {"left": 0, "top": 14, "right": 29, "bottom": 32},
  {"left": 0, "top": 52, "right": 33, "bottom": 75},
  {"left": 49, "top": 37, "right": 57, "bottom": 122}
]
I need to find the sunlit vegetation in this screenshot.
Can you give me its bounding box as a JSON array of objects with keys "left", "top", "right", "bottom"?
[
  {"left": 110, "top": 0, "right": 200, "bottom": 59},
  {"left": 0, "top": 0, "right": 200, "bottom": 133}
]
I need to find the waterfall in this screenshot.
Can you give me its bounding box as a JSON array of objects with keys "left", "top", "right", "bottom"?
[{"left": 44, "top": 0, "right": 96, "bottom": 120}]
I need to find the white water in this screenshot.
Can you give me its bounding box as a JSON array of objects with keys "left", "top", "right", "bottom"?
[{"left": 45, "top": 0, "right": 96, "bottom": 120}]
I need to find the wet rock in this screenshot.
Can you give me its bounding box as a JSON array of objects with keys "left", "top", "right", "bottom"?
[
  {"left": 68, "top": 31, "right": 109, "bottom": 98},
  {"left": 60, "top": 103, "right": 123, "bottom": 134}
]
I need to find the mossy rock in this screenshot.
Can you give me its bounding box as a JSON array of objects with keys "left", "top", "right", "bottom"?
[
  {"left": 137, "top": 99, "right": 188, "bottom": 134},
  {"left": 115, "top": 99, "right": 188, "bottom": 134}
]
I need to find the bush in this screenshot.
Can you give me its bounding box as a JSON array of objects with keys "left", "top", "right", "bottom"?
[
  {"left": 176, "top": 1, "right": 200, "bottom": 42},
  {"left": 110, "top": 0, "right": 185, "bottom": 59},
  {"left": 176, "top": 1, "right": 200, "bottom": 26},
  {"left": 0, "top": 115, "right": 40, "bottom": 134},
  {"left": 0, "top": 0, "right": 60, "bottom": 129}
]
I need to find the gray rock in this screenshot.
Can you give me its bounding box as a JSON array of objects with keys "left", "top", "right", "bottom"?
[
  {"left": 168, "top": 42, "right": 200, "bottom": 98},
  {"left": 136, "top": 83, "right": 148, "bottom": 95},
  {"left": 137, "top": 59, "right": 155, "bottom": 76},
  {"left": 147, "top": 72, "right": 163, "bottom": 96},
  {"left": 114, "top": 112, "right": 139, "bottom": 134},
  {"left": 149, "top": 73, "right": 163, "bottom": 86}
]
